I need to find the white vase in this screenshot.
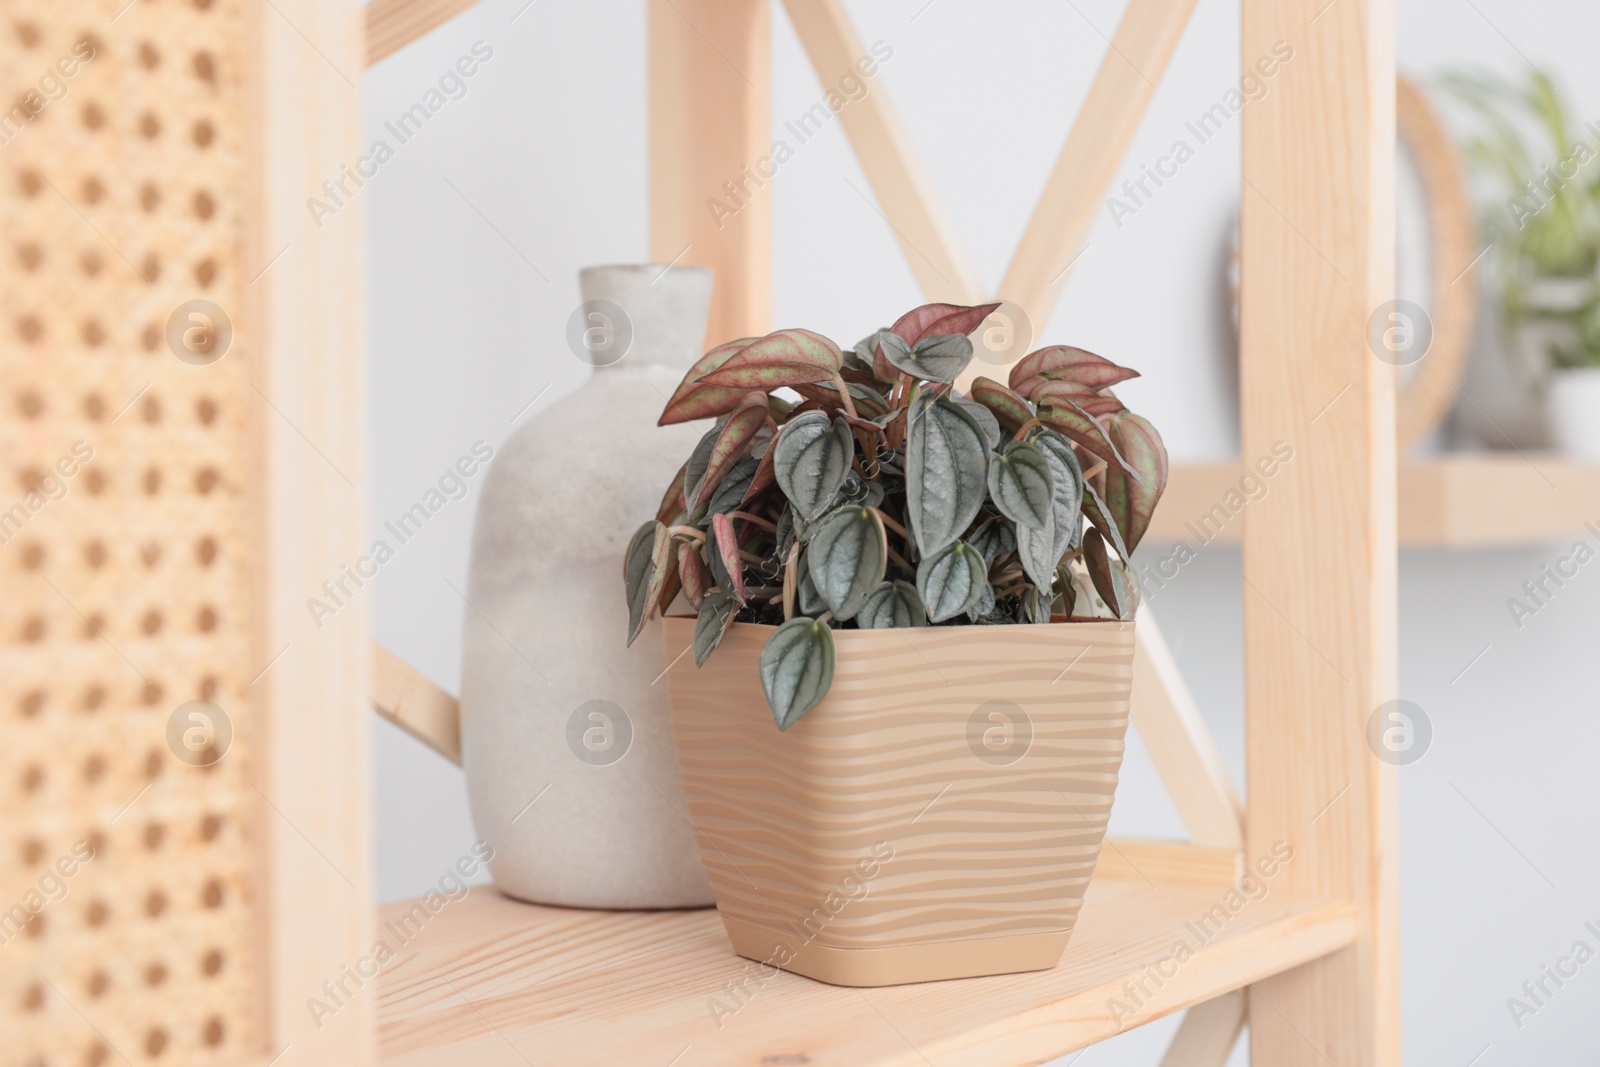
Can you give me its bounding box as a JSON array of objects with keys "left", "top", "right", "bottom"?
[
  {"left": 461, "top": 264, "right": 716, "bottom": 908},
  {"left": 1548, "top": 367, "right": 1600, "bottom": 463}
]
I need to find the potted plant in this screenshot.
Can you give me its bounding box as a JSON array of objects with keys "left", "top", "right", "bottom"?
[
  {"left": 622, "top": 302, "right": 1167, "bottom": 986},
  {"left": 1443, "top": 70, "right": 1600, "bottom": 459}
]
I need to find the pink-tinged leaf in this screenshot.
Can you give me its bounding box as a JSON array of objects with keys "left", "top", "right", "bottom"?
[
  {"left": 792, "top": 379, "right": 890, "bottom": 419},
  {"left": 889, "top": 302, "right": 1003, "bottom": 345},
  {"left": 1102, "top": 412, "right": 1168, "bottom": 555},
  {"left": 710, "top": 513, "right": 748, "bottom": 603},
  {"left": 695, "top": 328, "right": 843, "bottom": 390},
  {"left": 1024, "top": 380, "right": 1128, "bottom": 417},
  {"left": 624, "top": 521, "right": 674, "bottom": 645},
  {"left": 968, "top": 376, "right": 1035, "bottom": 430},
  {"left": 742, "top": 440, "right": 780, "bottom": 503},
  {"left": 1082, "top": 527, "right": 1136, "bottom": 619},
  {"left": 678, "top": 542, "right": 712, "bottom": 611},
  {"left": 658, "top": 337, "right": 761, "bottom": 425},
  {"left": 656, "top": 460, "right": 687, "bottom": 525},
  {"left": 871, "top": 336, "right": 899, "bottom": 384},
  {"left": 1038, "top": 399, "right": 1143, "bottom": 485},
  {"left": 1008, "top": 345, "right": 1140, "bottom": 393},
  {"left": 656, "top": 546, "right": 683, "bottom": 616},
  {"left": 687, "top": 392, "right": 769, "bottom": 509}
]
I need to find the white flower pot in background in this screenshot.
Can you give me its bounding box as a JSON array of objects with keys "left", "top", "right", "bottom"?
[
  {"left": 460, "top": 264, "right": 716, "bottom": 908},
  {"left": 1548, "top": 367, "right": 1600, "bottom": 463}
]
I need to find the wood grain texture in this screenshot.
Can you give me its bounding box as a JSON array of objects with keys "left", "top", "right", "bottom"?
[
  {"left": 1159, "top": 990, "right": 1246, "bottom": 1067},
  {"left": 1094, "top": 839, "right": 1242, "bottom": 886},
  {"left": 372, "top": 643, "right": 461, "bottom": 763},
  {"left": 1130, "top": 614, "right": 1244, "bottom": 849},
  {"left": 374, "top": 878, "right": 1353, "bottom": 1065},
  {"left": 663, "top": 618, "right": 1135, "bottom": 984},
  {"left": 1240, "top": 0, "right": 1398, "bottom": 1062},
  {"left": 250, "top": 0, "right": 374, "bottom": 1061},
  {"left": 781, "top": 0, "right": 983, "bottom": 304},
  {"left": 364, "top": 0, "right": 483, "bottom": 68},
  {"left": 985, "top": 0, "right": 1199, "bottom": 378},
  {"left": 1145, "top": 457, "right": 1600, "bottom": 546},
  {"left": 650, "top": 0, "right": 771, "bottom": 347}
]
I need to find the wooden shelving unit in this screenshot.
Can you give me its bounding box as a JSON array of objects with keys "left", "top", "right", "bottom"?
[
  {"left": 1149, "top": 456, "right": 1600, "bottom": 547},
  {"left": 375, "top": 873, "right": 1354, "bottom": 1066}
]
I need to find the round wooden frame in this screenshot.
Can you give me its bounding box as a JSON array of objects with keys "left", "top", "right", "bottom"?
[{"left": 1395, "top": 73, "right": 1479, "bottom": 449}]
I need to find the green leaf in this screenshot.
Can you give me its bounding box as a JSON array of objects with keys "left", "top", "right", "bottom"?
[
  {"left": 682, "top": 424, "right": 719, "bottom": 514},
  {"left": 687, "top": 392, "right": 769, "bottom": 509},
  {"left": 805, "top": 507, "right": 887, "bottom": 621},
  {"left": 1022, "top": 583, "right": 1051, "bottom": 624},
  {"left": 1102, "top": 411, "right": 1168, "bottom": 554},
  {"left": 677, "top": 541, "right": 712, "bottom": 610},
  {"left": 1009, "top": 345, "right": 1139, "bottom": 395},
  {"left": 987, "top": 440, "right": 1055, "bottom": 532},
  {"left": 1014, "top": 520, "right": 1058, "bottom": 593},
  {"left": 773, "top": 411, "right": 855, "bottom": 521},
  {"left": 905, "top": 394, "right": 990, "bottom": 556},
  {"left": 695, "top": 328, "right": 843, "bottom": 390},
  {"left": 693, "top": 590, "right": 738, "bottom": 667},
  {"left": 967, "top": 516, "right": 1017, "bottom": 569},
  {"left": 956, "top": 397, "right": 1003, "bottom": 449},
  {"left": 969, "top": 376, "right": 1034, "bottom": 430},
  {"left": 623, "top": 521, "right": 671, "bottom": 645},
  {"left": 796, "top": 549, "right": 828, "bottom": 616},
  {"left": 760, "top": 617, "right": 836, "bottom": 730},
  {"left": 1033, "top": 429, "right": 1086, "bottom": 559},
  {"left": 705, "top": 455, "right": 760, "bottom": 517},
  {"left": 916, "top": 540, "right": 987, "bottom": 622},
  {"left": 709, "top": 513, "right": 748, "bottom": 603},
  {"left": 658, "top": 337, "right": 761, "bottom": 425},
  {"left": 857, "top": 581, "right": 928, "bottom": 629},
  {"left": 877, "top": 331, "right": 975, "bottom": 383}
]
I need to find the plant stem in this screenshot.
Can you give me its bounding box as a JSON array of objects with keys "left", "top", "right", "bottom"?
[
  {"left": 782, "top": 542, "right": 799, "bottom": 621},
  {"left": 667, "top": 525, "right": 706, "bottom": 543},
  {"left": 728, "top": 510, "right": 776, "bottom": 532},
  {"left": 832, "top": 374, "right": 859, "bottom": 419},
  {"left": 871, "top": 507, "right": 908, "bottom": 539}
]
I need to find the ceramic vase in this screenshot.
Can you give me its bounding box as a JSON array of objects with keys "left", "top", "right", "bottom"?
[
  {"left": 663, "top": 616, "right": 1137, "bottom": 985},
  {"left": 461, "top": 264, "right": 716, "bottom": 908}
]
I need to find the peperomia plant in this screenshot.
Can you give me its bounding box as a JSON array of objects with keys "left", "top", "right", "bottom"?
[{"left": 624, "top": 302, "right": 1168, "bottom": 730}]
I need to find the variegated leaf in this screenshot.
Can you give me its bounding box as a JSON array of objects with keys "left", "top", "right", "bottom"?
[
  {"left": 1037, "top": 399, "right": 1142, "bottom": 483},
  {"left": 987, "top": 439, "right": 1055, "bottom": 532},
  {"left": 916, "top": 540, "right": 987, "bottom": 622},
  {"left": 658, "top": 337, "right": 760, "bottom": 425},
  {"left": 693, "top": 589, "right": 738, "bottom": 667},
  {"left": 677, "top": 541, "right": 712, "bottom": 610},
  {"left": 857, "top": 581, "right": 928, "bottom": 629},
  {"left": 687, "top": 391, "right": 769, "bottom": 509},
  {"left": 889, "top": 301, "right": 1002, "bottom": 345},
  {"left": 709, "top": 512, "right": 747, "bottom": 603},
  {"left": 760, "top": 617, "right": 836, "bottom": 730},
  {"left": 1102, "top": 411, "right": 1168, "bottom": 555},
  {"left": 905, "top": 393, "right": 990, "bottom": 556},
  {"left": 968, "top": 376, "right": 1034, "bottom": 430},
  {"left": 773, "top": 411, "right": 855, "bottom": 521},
  {"left": 695, "top": 328, "right": 843, "bottom": 390},
  {"left": 805, "top": 507, "right": 887, "bottom": 621},
  {"left": 623, "top": 520, "right": 671, "bottom": 645},
  {"left": 1008, "top": 345, "right": 1140, "bottom": 393}
]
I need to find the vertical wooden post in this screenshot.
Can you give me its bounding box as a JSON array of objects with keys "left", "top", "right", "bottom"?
[
  {"left": 649, "top": 0, "right": 772, "bottom": 347},
  {"left": 1239, "top": 0, "right": 1398, "bottom": 1064},
  {"left": 249, "top": 0, "right": 372, "bottom": 1062}
]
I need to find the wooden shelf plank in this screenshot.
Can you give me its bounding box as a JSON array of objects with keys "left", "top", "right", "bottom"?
[
  {"left": 1145, "top": 456, "right": 1600, "bottom": 548},
  {"left": 375, "top": 877, "right": 1353, "bottom": 1065}
]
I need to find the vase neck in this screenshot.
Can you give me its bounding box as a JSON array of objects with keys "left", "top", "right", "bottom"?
[{"left": 579, "top": 264, "right": 713, "bottom": 373}]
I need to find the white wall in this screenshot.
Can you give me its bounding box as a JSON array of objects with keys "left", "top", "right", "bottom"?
[{"left": 363, "top": 1, "right": 1600, "bottom": 1062}]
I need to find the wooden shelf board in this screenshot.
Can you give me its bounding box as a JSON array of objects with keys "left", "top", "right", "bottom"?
[
  {"left": 375, "top": 876, "right": 1355, "bottom": 1066},
  {"left": 1147, "top": 455, "right": 1600, "bottom": 548}
]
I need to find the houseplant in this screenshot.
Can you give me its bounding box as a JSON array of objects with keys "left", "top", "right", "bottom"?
[
  {"left": 1442, "top": 70, "right": 1600, "bottom": 459},
  {"left": 625, "top": 301, "right": 1167, "bottom": 984}
]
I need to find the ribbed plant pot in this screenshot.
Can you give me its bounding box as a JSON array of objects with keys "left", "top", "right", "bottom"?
[{"left": 662, "top": 616, "right": 1136, "bottom": 987}]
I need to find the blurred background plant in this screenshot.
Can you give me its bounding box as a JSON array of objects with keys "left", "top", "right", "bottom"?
[{"left": 1441, "top": 68, "right": 1600, "bottom": 370}]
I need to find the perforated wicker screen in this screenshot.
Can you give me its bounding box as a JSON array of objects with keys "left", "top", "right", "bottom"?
[{"left": 0, "top": 1, "right": 262, "bottom": 1063}]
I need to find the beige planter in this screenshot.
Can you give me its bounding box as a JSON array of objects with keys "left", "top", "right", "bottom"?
[{"left": 662, "top": 616, "right": 1136, "bottom": 986}]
